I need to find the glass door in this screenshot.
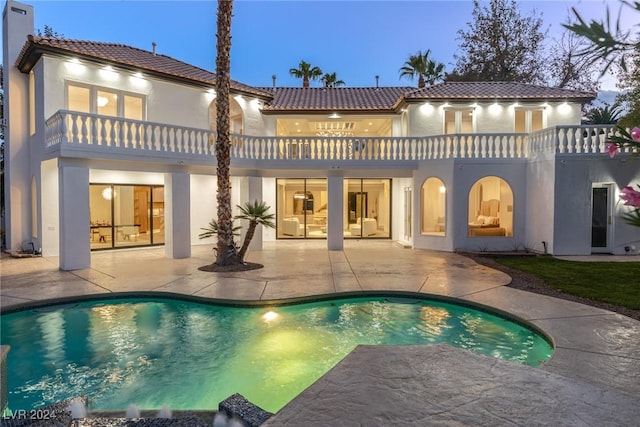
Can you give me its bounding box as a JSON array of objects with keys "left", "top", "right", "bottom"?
[{"left": 591, "top": 184, "right": 613, "bottom": 253}]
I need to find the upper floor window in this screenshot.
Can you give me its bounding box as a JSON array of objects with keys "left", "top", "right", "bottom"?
[
  {"left": 514, "top": 109, "right": 544, "bottom": 133},
  {"left": 444, "top": 108, "right": 474, "bottom": 134},
  {"left": 67, "top": 83, "right": 145, "bottom": 121}
]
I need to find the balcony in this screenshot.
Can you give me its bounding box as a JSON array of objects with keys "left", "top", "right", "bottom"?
[{"left": 44, "top": 110, "right": 630, "bottom": 169}]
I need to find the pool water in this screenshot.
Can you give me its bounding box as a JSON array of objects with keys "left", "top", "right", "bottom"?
[{"left": 1, "top": 296, "right": 552, "bottom": 413}]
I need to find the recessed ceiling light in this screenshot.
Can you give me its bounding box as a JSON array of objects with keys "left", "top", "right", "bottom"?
[{"left": 329, "top": 112, "right": 341, "bottom": 119}]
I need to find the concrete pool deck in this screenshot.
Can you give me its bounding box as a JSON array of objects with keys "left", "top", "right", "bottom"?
[{"left": 1, "top": 241, "right": 639, "bottom": 422}]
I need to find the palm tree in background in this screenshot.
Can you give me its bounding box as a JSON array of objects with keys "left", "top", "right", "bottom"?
[
  {"left": 321, "top": 72, "right": 346, "bottom": 88},
  {"left": 214, "top": 0, "right": 237, "bottom": 266},
  {"left": 585, "top": 104, "right": 622, "bottom": 124},
  {"left": 399, "top": 50, "right": 445, "bottom": 88},
  {"left": 289, "top": 60, "right": 323, "bottom": 88}
]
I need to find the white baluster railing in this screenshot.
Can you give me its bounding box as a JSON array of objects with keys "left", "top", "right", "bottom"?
[{"left": 46, "top": 111, "right": 633, "bottom": 163}]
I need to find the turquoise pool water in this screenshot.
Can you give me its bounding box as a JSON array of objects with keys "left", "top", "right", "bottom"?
[{"left": 1, "top": 296, "right": 552, "bottom": 413}]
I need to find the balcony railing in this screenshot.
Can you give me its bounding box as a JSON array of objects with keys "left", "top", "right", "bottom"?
[{"left": 45, "top": 110, "right": 631, "bottom": 163}]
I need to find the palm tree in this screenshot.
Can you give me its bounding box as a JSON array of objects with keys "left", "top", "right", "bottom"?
[
  {"left": 425, "top": 59, "right": 445, "bottom": 86},
  {"left": 585, "top": 104, "right": 622, "bottom": 124},
  {"left": 235, "top": 200, "right": 275, "bottom": 263},
  {"left": 289, "top": 60, "right": 323, "bottom": 88},
  {"left": 321, "top": 72, "right": 346, "bottom": 88},
  {"left": 399, "top": 50, "right": 445, "bottom": 88},
  {"left": 214, "top": 0, "right": 237, "bottom": 266}
]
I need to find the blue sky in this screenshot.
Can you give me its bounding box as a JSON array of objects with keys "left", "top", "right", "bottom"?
[{"left": 3, "top": 1, "right": 635, "bottom": 90}]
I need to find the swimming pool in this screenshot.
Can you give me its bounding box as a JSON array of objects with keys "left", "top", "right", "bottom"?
[{"left": 1, "top": 295, "right": 553, "bottom": 413}]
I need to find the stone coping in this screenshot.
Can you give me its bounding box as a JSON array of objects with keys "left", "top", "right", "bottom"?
[{"left": 265, "top": 344, "right": 640, "bottom": 426}]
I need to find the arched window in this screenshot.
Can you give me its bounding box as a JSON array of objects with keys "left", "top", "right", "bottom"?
[
  {"left": 209, "top": 96, "right": 244, "bottom": 134},
  {"left": 421, "top": 177, "right": 446, "bottom": 235},
  {"left": 468, "top": 176, "right": 513, "bottom": 237}
]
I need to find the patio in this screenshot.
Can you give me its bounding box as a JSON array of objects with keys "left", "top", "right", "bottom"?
[{"left": 1, "top": 241, "right": 638, "bottom": 422}]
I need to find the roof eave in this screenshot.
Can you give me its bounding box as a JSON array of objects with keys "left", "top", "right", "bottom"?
[
  {"left": 260, "top": 108, "right": 398, "bottom": 115},
  {"left": 15, "top": 41, "right": 274, "bottom": 101}
]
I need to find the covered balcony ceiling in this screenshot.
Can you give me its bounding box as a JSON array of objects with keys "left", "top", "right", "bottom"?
[{"left": 277, "top": 117, "right": 392, "bottom": 137}]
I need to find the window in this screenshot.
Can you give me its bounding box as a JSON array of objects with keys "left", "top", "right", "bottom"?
[
  {"left": 66, "top": 83, "right": 145, "bottom": 119},
  {"left": 344, "top": 179, "right": 391, "bottom": 239},
  {"left": 90, "top": 184, "right": 163, "bottom": 250},
  {"left": 514, "top": 109, "right": 544, "bottom": 133},
  {"left": 421, "top": 178, "right": 446, "bottom": 236},
  {"left": 444, "top": 109, "right": 474, "bottom": 134},
  {"left": 468, "top": 176, "right": 513, "bottom": 237},
  {"left": 276, "top": 178, "right": 327, "bottom": 239}
]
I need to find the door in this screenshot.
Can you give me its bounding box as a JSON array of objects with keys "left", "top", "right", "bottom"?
[
  {"left": 591, "top": 184, "right": 613, "bottom": 253},
  {"left": 404, "top": 187, "right": 412, "bottom": 241}
]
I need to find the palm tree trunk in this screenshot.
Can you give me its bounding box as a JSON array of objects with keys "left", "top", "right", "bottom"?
[
  {"left": 214, "top": 0, "right": 238, "bottom": 266},
  {"left": 237, "top": 220, "right": 257, "bottom": 263},
  {"left": 418, "top": 75, "right": 425, "bottom": 88}
]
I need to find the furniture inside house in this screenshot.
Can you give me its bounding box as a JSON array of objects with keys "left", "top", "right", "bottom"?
[
  {"left": 468, "top": 199, "right": 506, "bottom": 237},
  {"left": 282, "top": 217, "right": 306, "bottom": 236},
  {"left": 349, "top": 218, "right": 377, "bottom": 236}
]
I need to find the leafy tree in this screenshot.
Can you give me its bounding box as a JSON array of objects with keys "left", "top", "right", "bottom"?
[
  {"left": 615, "top": 45, "right": 640, "bottom": 129},
  {"left": 36, "top": 25, "right": 63, "bottom": 38},
  {"left": 564, "top": 1, "right": 639, "bottom": 73},
  {"left": 289, "top": 61, "right": 323, "bottom": 88},
  {"left": 399, "top": 50, "right": 444, "bottom": 88},
  {"left": 321, "top": 72, "right": 345, "bottom": 88},
  {"left": 214, "top": 0, "right": 237, "bottom": 266},
  {"left": 565, "top": 0, "right": 639, "bottom": 154},
  {"left": 452, "top": 0, "right": 546, "bottom": 83},
  {"left": 546, "top": 25, "right": 601, "bottom": 93}
]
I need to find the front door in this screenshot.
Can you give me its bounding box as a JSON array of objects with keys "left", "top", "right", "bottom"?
[{"left": 591, "top": 184, "right": 613, "bottom": 253}]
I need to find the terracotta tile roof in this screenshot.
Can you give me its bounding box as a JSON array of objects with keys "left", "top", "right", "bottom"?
[
  {"left": 405, "top": 81, "right": 596, "bottom": 101},
  {"left": 260, "top": 87, "right": 412, "bottom": 113},
  {"left": 15, "top": 36, "right": 273, "bottom": 99}
]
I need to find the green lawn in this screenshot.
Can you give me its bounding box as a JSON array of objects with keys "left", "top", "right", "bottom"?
[{"left": 493, "top": 257, "right": 640, "bottom": 311}]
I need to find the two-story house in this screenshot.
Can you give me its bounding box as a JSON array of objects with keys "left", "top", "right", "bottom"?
[{"left": 3, "top": 1, "right": 639, "bottom": 270}]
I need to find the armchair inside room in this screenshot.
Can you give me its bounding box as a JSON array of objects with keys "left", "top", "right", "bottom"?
[
  {"left": 349, "top": 217, "right": 377, "bottom": 236},
  {"left": 282, "top": 217, "right": 305, "bottom": 236}
]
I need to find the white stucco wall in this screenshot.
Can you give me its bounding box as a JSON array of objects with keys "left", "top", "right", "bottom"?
[
  {"left": 553, "top": 156, "right": 640, "bottom": 255},
  {"left": 412, "top": 161, "right": 456, "bottom": 252},
  {"left": 41, "top": 159, "right": 59, "bottom": 256},
  {"left": 452, "top": 160, "right": 528, "bottom": 252},
  {"left": 391, "top": 177, "right": 413, "bottom": 243},
  {"left": 190, "top": 174, "right": 218, "bottom": 245},
  {"left": 262, "top": 177, "right": 277, "bottom": 242},
  {"left": 525, "top": 152, "right": 556, "bottom": 254},
  {"left": 407, "top": 101, "right": 583, "bottom": 137}
]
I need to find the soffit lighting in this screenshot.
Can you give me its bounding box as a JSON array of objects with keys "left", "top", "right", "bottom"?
[{"left": 328, "top": 112, "right": 341, "bottom": 119}]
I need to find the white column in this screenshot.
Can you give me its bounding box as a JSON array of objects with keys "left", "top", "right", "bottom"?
[
  {"left": 165, "top": 171, "right": 191, "bottom": 259},
  {"left": 247, "top": 176, "right": 263, "bottom": 251},
  {"left": 327, "top": 175, "right": 344, "bottom": 250},
  {"left": 3, "top": 1, "right": 34, "bottom": 251},
  {"left": 59, "top": 162, "right": 90, "bottom": 270}
]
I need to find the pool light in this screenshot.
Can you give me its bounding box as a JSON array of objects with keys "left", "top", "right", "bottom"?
[{"left": 263, "top": 311, "right": 279, "bottom": 322}]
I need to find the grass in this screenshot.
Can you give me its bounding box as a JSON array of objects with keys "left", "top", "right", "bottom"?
[{"left": 493, "top": 257, "right": 640, "bottom": 311}]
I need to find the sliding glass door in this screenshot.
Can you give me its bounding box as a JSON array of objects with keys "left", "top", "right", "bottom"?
[{"left": 90, "top": 184, "right": 164, "bottom": 250}]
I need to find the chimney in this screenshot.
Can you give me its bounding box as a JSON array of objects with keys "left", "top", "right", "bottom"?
[
  {"left": 272, "top": 74, "right": 277, "bottom": 88},
  {"left": 152, "top": 41, "right": 157, "bottom": 56},
  {"left": 375, "top": 75, "right": 379, "bottom": 88}
]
